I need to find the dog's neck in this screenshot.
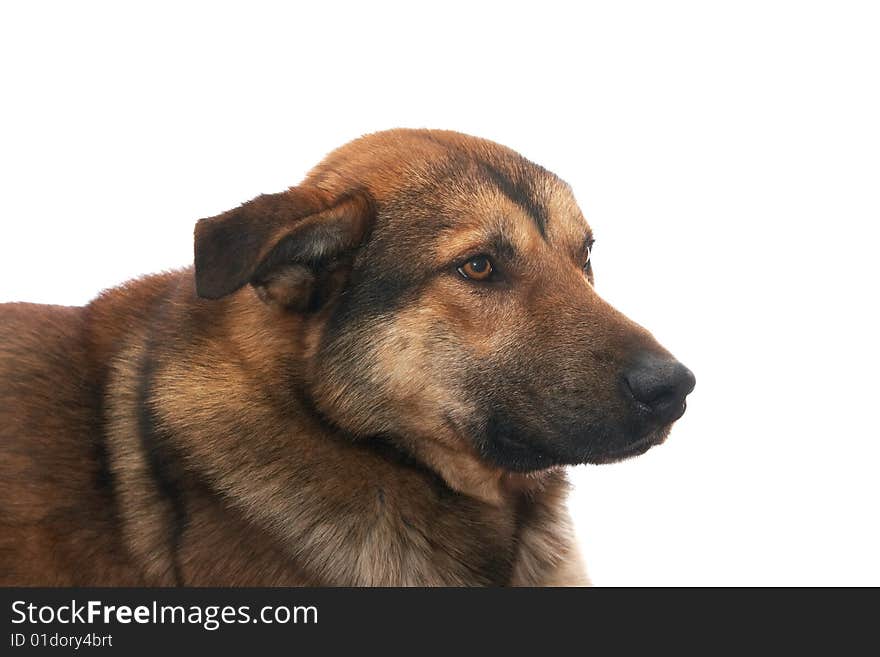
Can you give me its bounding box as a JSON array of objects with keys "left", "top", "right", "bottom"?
[{"left": 378, "top": 432, "right": 553, "bottom": 507}]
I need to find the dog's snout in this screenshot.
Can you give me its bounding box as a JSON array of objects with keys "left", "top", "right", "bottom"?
[{"left": 623, "top": 353, "right": 695, "bottom": 421}]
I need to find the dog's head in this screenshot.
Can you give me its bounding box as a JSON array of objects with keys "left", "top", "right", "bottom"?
[{"left": 194, "top": 129, "right": 694, "bottom": 473}]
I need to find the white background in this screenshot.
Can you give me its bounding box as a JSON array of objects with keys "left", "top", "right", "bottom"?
[{"left": 1, "top": 2, "right": 878, "bottom": 585}]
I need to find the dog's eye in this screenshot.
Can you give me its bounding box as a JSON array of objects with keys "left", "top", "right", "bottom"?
[
  {"left": 457, "top": 255, "right": 494, "bottom": 281},
  {"left": 582, "top": 245, "right": 592, "bottom": 272}
]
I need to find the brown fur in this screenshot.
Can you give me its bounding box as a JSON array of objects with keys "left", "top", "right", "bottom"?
[{"left": 0, "top": 129, "right": 692, "bottom": 585}]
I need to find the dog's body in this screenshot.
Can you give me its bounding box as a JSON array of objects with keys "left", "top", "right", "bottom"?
[
  {"left": 0, "top": 289, "right": 580, "bottom": 585},
  {"left": 0, "top": 130, "right": 693, "bottom": 585}
]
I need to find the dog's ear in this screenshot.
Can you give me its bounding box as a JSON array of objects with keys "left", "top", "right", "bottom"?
[{"left": 193, "top": 187, "right": 373, "bottom": 309}]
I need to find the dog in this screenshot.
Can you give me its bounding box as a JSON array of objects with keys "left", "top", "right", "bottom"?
[{"left": 0, "top": 129, "right": 694, "bottom": 585}]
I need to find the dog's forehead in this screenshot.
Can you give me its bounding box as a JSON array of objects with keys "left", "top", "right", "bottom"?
[
  {"left": 307, "top": 129, "right": 590, "bottom": 252},
  {"left": 410, "top": 156, "right": 591, "bottom": 261},
  {"left": 423, "top": 176, "right": 588, "bottom": 260}
]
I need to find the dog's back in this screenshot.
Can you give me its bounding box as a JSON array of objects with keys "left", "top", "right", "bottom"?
[
  {"left": 0, "top": 275, "right": 315, "bottom": 585},
  {"left": 1, "top": 303, "right": 111, "bottom": 582},
  {"left": 0, "top": 296, "right": 156, "bottom": 584}
]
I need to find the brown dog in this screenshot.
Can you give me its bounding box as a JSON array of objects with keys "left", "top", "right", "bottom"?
[{"left": 0, "top": 129, "right": 694, "bottom": 585}]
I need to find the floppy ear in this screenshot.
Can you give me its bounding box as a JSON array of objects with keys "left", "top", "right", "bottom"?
[{"left": 193, "top": 187, "right": 373, "bottom": 308}]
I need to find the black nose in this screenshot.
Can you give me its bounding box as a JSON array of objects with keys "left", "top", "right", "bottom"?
[{"left": 623, "top": 353, "right": 695, "bottom": 421}]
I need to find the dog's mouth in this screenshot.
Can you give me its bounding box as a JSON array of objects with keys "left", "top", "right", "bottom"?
[
  {"left": 585, "top": 426, "right": 672, "bottom": 465},
  {"left": 482, "top": 427, "right": 559, "bottom": 472},
  {"left": 479, "top": 415, "right": 678, "bottom": 473}
]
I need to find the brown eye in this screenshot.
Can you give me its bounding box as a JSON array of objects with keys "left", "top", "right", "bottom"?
[{"left": 458, "top": 255, "right": 494, "bottom": 281}]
